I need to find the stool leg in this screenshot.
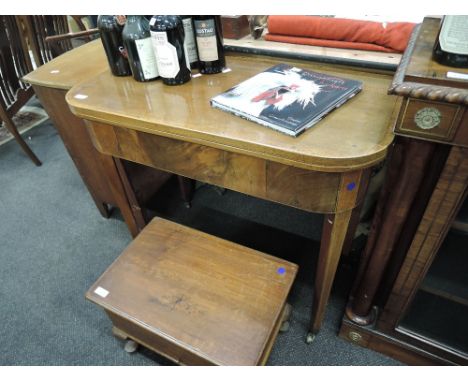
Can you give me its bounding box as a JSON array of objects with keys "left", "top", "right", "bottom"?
[
  {"left": 112, "top": 326, "right": 139, "bottom": 353},
  {"left": 279, "top": 303, "right": 292, "bottom": 333},
  {"left": 124, "top": 339, "right": 139, "bottom": 353},
  {"left": 112, "top": 326, "right": 128, "bottom": 340}
]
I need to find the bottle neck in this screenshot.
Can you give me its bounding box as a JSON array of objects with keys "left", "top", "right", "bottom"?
[{"left": 127, "top": 15, "right": 143, "bottom": 23}]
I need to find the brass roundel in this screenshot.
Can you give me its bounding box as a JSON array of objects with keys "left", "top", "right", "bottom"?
[
  {"left": 348, "top": 331, "right": 362, "bottom": 342},
  {"left": 414, "top": 107, "right": 442, "bottom": 130}
]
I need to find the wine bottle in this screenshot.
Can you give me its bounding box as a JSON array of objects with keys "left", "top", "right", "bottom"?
[
  {"left": 433, "top": 16, "right": 468, "bottom": 68},
  {"left": 193, "top": 16, "right": 225, "bottom": 74},
  {"left": 149, "top": 16, "right": 191, "bottom": 86},
  {"left": 181, "top": 16, "right": 199, "bottom": 69},
  {"left": 97, "top": 15, "right": 131, "bottom": 76},
  {"left": 122, "top": 15, "right": 159, "bottom": 82}
]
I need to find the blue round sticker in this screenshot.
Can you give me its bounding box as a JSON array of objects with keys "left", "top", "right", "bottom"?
[{"left": 347, "top": 182, "right": 356, "bottom": 191}]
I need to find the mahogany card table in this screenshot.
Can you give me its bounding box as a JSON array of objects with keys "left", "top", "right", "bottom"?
[{"left": 67, "top": 52, "right": 400, "bottom": 341}]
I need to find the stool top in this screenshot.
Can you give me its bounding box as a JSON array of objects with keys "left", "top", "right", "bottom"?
[{"left": 86, "top": 217, "right": 298, "bottom": 365}]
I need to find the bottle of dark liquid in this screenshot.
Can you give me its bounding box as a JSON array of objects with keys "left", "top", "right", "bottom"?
[
  {"left": 97, "top": 15, "right": 131, "bottom": 76},
  {"left": 122, "top": 15, "right": 159, "bottom": 82},
  {"left": 433, "top": 16, "right": 468, "bottom": 68},
  {"left": 193, "top": 15, "right": 225, "bottom": 74},
  {"left": 149, "top": 16, "right": 191, "bottom": 85},
  {"left": 181, "top": 16, "right": 199, "bottom": 70}
]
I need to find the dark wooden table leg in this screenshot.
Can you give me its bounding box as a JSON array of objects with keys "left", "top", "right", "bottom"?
[
  {"left": 307, "top": 169, "right": 370, "bottom": 343},
  {"left": 112, "top": 157, "right": 147, "bottom": 237},
  {"left": 95, "top": 156, "right": 144, "bottom": 238},
  {"left": 177, "top": 176, "right": 195, "bottom": 208}
]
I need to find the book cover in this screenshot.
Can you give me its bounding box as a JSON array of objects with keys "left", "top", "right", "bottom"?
[{"left": 210, "top": 63, "right": 363, "bottom": 137}]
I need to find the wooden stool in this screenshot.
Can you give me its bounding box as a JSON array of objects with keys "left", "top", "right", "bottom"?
[{"left": 86, "top": 217, "right": 298, "bottom": 365}]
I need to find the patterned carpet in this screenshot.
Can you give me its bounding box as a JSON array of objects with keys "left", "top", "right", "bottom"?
[
  {"left": 0, "top": 101, "right": 402, "bottom": 366},
  {"left": 0, "top": 105, "right": 49, "bottom": 147}
]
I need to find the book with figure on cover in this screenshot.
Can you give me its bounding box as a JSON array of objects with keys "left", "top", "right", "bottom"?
[{"left": 210, "top": 63, "right": 363, "bottom": 137}]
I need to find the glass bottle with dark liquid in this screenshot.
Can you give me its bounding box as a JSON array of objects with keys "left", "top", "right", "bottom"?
[
  {"left": 433, "top": 16, "right": 468, "bottom": 68},
  {"left": 97, "top": 15, "right": 131, "bottom": 76},
  {"left": 122, "top": 15, "right": 159, "bottom": 82},
  {"left": 193, "top": 15, "right": 225, "bottom": 74},
  {"left": 150, "top": 15, "right": 191, "bottom": 85},
  {"left": 181, "top": 16, "right": 199, "bottom": 70}
]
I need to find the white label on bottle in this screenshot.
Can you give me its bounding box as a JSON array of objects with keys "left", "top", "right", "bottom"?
[
  {"left": 134, "top": 37, "right": 159, "bottom": 80},
  {"left": 439, "top": 16, "right": 468, "bottom": 55},
  {"left": 182, "top": 18, "right": 199, "bottom": 64},
  {"left": 194, "top": 19, "right": 218, "bottom": 62},
  {"left": 151, "top": 31, "right": 180, "bottom": 79}
]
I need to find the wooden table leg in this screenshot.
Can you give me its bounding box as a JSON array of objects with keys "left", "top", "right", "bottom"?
[
  {"left": 307, "top": 169, "right": 370, "bottom": 343},
  {"left": 308, "top": 210, "right": 353, "bottom": 343},
  {"left": 99, "top": 156, "right": 144, "bottom": 238},
  {"left": 178, "top": 176, "right": 196, "bottom": 208}
]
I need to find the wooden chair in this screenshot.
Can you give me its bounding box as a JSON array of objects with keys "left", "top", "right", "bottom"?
[
  {"left": 18, "top": 16, "right": 99, "bottom": 67},
  {"left": 0, "top": 15, "right": 41, "bottom": 165}
]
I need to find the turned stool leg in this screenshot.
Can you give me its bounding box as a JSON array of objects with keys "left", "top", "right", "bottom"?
[
  {"left": 279, "top": 303, "right": 292, "bottom": 333},
  {"left": 112, "top": 326, "right": 139, "bottom": 353}
]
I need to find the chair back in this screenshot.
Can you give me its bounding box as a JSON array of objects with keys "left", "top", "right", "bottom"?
[
  {"left": 19, "top": 15, "right": 74, "bottom": 66},
  {"left": 0, "top": 15, "right": 34, "bottom": 113}
]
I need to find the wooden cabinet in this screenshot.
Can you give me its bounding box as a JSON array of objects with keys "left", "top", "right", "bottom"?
[{"left": 339, "top": 17, "right": 468, "bottom": 365}]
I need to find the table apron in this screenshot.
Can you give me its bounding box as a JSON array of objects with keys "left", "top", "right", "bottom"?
[{"left": 86, "top": 121, "right": 369, "bottom": 214}]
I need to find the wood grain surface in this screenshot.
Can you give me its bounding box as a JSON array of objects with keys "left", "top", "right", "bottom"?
[
  {"left": 86, "top": 217, "right": 298, "bottom": 365},
  {"left": 86, "top": 121, "right": 344, "bottom": 214},
  {"left": 404, "top": 18, "right": 468, "bottom": 89},
  {"left": 378, "top": 145, "right": 468, "bottom": 332},
  {"left": 67, "top": 53, "right": 400, "bottom": 172},
  {"left": 23, "top": 39, "right": 108, "bottom": 90},
  {"left": 32, "top": 86, "right": 116, "bottom": 217},
  {"left": 224, "top": 34, "right": 402, "bottom": 67}
]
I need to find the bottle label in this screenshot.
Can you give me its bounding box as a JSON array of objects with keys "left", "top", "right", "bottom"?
[
  {"left": 194, "top": 19, "right": 218, "bottom": 62},
  {"left": 135, "top": 37, "right": 159, "bottom": 79},
  {"left": 182, "top": 18, "right": 199, "bottom": 63},
  {"left": 114, "top": 15, "right": 127, "bottom": 26},
  {"left": 151, "top": 31, "right": 180, "bottom": 78},
  {"left": 439, "top": 16, "right": 468, "bottom": 55}
]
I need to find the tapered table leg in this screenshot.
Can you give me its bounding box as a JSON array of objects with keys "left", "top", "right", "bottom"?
[{"left": 307, "top": 169, "right": 370, "bottom": 343}]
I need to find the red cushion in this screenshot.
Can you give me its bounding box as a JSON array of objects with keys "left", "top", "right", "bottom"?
[
  {"left": 264, "top": 34, "right": 395, "bottom": 52},
  {"left": 266, "top": 16, "right": 416, "bottom": 53}
]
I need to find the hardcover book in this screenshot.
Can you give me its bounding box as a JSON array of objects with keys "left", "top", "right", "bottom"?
[{"left": 210, "top": 64, "right": 363, "bottom": 137}]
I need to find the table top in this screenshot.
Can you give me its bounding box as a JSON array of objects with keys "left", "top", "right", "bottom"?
[
  {"left": 23, "top": 39, "right": 108, "bottom": 90},
  {"left": 405, "top": 17, "right": 468, "bottom": 89},
  {"left": 86, "top": 217, "right": 297, "bottom": 365},
  {"left": 67, "top": 52, "right": 400, "bottom": 172}
]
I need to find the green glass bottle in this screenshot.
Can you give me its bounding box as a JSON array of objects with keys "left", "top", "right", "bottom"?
[{"left": 122, "top": 15, "right": 159, "bottom": 82}]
